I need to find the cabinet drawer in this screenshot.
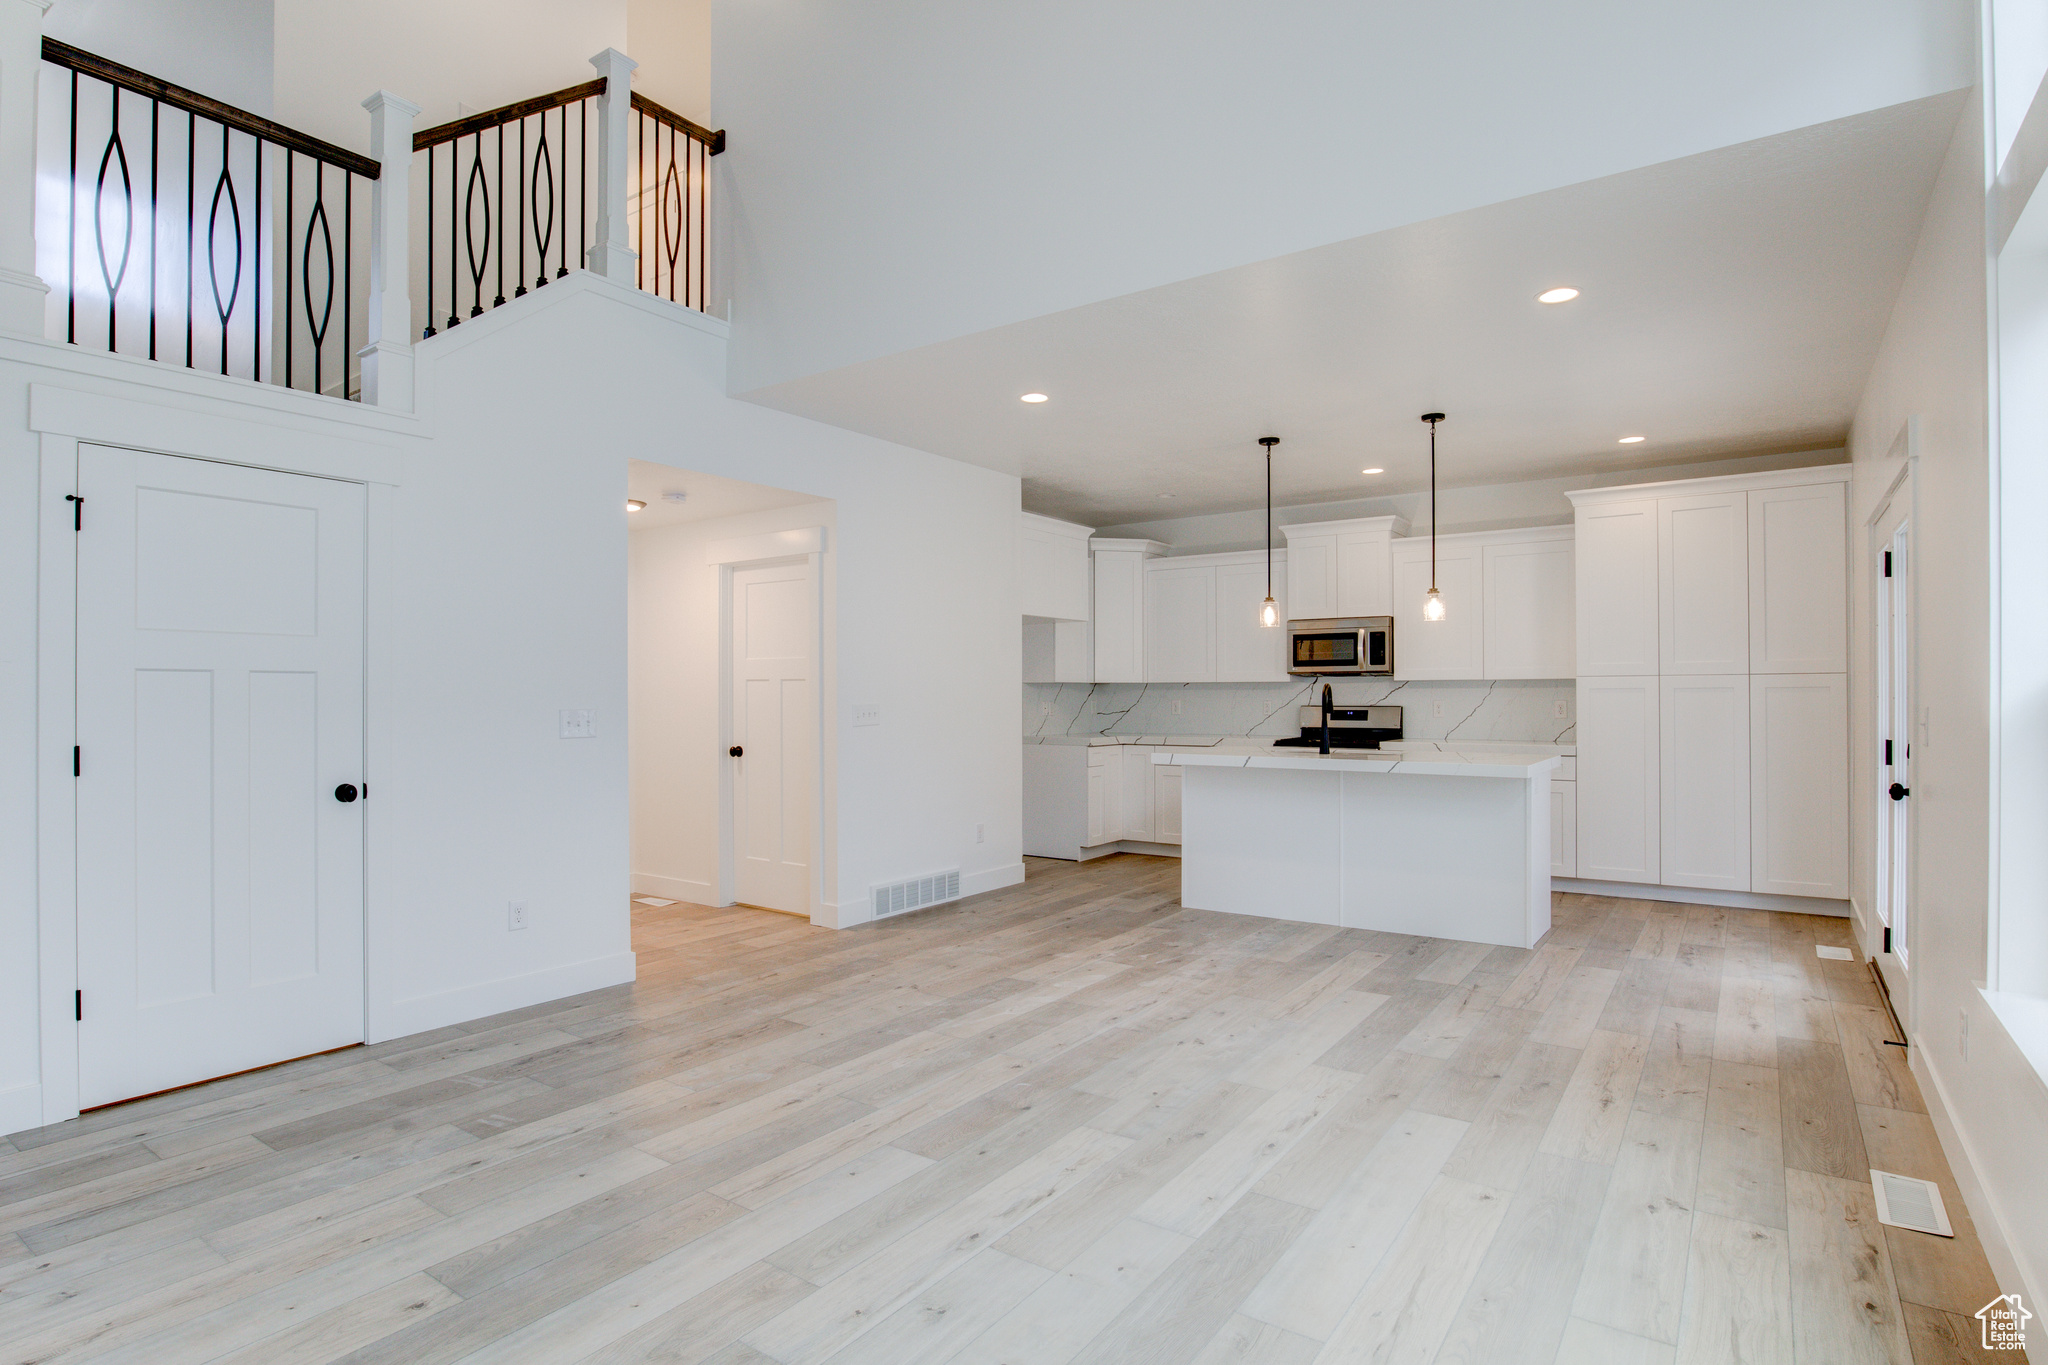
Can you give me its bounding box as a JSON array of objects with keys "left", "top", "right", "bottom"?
[{"left": 1086, "top": 745, "right": 1111, "bottom": 767}]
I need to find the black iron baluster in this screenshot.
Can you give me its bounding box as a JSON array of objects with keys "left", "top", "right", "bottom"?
[
  {"left": 493, "top": 123, "right": 504, "bottom": 308},
  {"left": 465, "top": 133, "right": 489, "bottom": 317},
  {"left": 343, "top": 168, "right": 353, "bottom": 397},
  {"left": 663, "top": 129, "right": 682, "bottom": 302},
  {"left": 558, "top": 101, "right": 569, "bottom": 278},
  {"left": 66, "top": 71, "right": 76, "bottom": 344},
  {"left": 149, "top": 98, "right": 157, "bottom": 359},
  {"left": 636, "top": 110, "right": 645, "bottom": 293},
  {"left": 515, "top": 116, "right": 526, "bottom": 297},
  {"left": 579, "top": 100, "right": 586, "bottom": 272},
  {"left": 447, "top": 138, "right": 459, "bottom": 328},
  {"left": 698, "top": 135, "right": 705, "bottom": 310},
  {"left": 532, "top": 114, "right": 554, "bottom": 289},
  {"left": 284, "top": 149, "right": 293, "bottom": 387},
  {"left": 211, "top": 121, "right": 240, "bottom": 375},
  {"left": 253, "top": 133, "right": 262, "bottom": 383},
  {"left": 185, "top": 109, "right": 194, "bottom": 367},
  {"left": 303, "top": 157, "right": 334, "bottom": 395},
  {"left": 96, "top": 85, "right": 132, "bottom": 353}
]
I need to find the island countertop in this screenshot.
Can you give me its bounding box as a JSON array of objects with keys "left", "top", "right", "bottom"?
[{"left": 1153, "top": 742, "right": 1560, "bottom": 780}]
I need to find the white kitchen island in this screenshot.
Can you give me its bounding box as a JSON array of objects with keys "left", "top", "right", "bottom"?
[{"left": 1154, "top": 743, "right": 1561, "bottom": 949}]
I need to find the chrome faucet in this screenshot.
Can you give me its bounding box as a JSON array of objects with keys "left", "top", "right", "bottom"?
[{"left": 1320, "top": 683, "right": 1334, "bottom": 754}]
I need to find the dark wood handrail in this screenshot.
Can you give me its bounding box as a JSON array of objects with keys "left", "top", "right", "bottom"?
[
  {"left": 41, "top": 37, "right": 379, "bottom": 178},
  {"left": 412, "top": 79, "right": 605, "bottom": 150},
  {"left": 631, "top": 92, "right": 724, "bottom": 155}
]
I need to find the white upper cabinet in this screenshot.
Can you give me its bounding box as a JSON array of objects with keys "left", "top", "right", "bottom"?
[
  {"left": 1284, "top": 534, "right": 1336, "bottom": 619},
  {"left": 1214, "top": 558, "right": 1289, "bottom": 682},
  {"left": 1658, "top": 491, "right": 1749, "bottom": 674},
  {"left": 1481, "top": 531, "right": 1575, "bottom": 679},
  {"left": 1751, "top": 672, "right": 1849, "bottom": 897},
  {"left": 1571, "top": 498, "right": 1659, "bottom": 676},
  {"left": 1145, "top": 562, "right": 1218, "bottom": 682},
  {"left": 1391, "top": 538, "right": 1483, "bottom": 678},
  {"left": 1660, "top": 674, "right": 1751, "bottom": 891},
  {"left": 1089, "top": 539, "right": 1164, "bottom": 683},
  {"left": 1281, "top": 517, "right": 1405, "bottom": 620},
  {"left": 1748, "top": 483, "right": 1847, "bottom": 673},
  {"left": 1018, "top": 513, "right": 1092, "bottom": 621}
]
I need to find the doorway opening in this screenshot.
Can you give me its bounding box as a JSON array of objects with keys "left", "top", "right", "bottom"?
[{"left": 626, "top": 459, "right": 833, "bottom": 921}]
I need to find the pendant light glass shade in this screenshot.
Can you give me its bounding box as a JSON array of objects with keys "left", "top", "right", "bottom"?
[
  {"left": 1423, "top": 587, "right": 1445, "bottom": 621},
  {"left": 1260, "top": 596, "right": 1279, "bottom": 628},
  {"left": 1259, "top": 436, "right": 1280, "bottom": 627},
  {"left": 1421, "top": 413, "right": 1446, "bottom": 622}
]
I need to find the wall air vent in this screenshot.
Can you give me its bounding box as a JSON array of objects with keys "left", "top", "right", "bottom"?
[
  {"left": 872, "top": 869, "right": 961, "bottom": 919},
  {"left": 1870, "top": 1169, "right": 1954, "bottom": 1237}
]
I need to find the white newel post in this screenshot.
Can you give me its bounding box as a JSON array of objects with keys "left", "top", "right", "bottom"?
[
  {"left": 359, "top": 90, "right": 420, "bottom": 410},
  {"left": 0, "top": 0, "right": 55, "bottom": 337},
  {"left": 585, "top": 47, "right": 638, "bottom": 282}
]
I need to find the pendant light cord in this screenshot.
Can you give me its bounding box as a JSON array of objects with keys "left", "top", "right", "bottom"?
[
  {"left": 1430, "top": 418, "right": 1437, "bottom": 592},
  {"left": 1266, "top": 442, "right": 1273, "bottom": 599}
]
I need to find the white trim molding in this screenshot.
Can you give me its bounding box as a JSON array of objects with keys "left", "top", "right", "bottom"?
[{"left": 706, "top": 525, "right": 825, "bottom": 565}]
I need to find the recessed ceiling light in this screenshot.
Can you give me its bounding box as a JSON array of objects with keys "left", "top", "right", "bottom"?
[
  {"left": 1020, "top": 392, "right": 1048, "bottom": 403},
  {"left": 1537, "top": 287, "right": 1580, "bottom": 304},
  {"left": 1362, "top": 467, "right": 1384, "bottom": 475},
  {"left": 626, "top": 499, "right": 647, "bottom": 511},
  {"left": 1618, "top": 435, "right": 1646, "bottom": 444}
]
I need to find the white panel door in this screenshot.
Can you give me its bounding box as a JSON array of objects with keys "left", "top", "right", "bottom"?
[
  {"left": 1752, "top": 673, "right": 1850, "bottom": 898},
  {"left": 1482, "top": 538, "right": 1576, "bottom": 679},
  {"left": 1574, "top": 499, "right": 1658, "bottom": 675},
  {"left": 1121, "top": 746, "right": 1155, "bottom": 840},
  {"left": 76, "top": 446, "right": 365, "bottom": 1109},
  {"left": 1749, "top": 483, "right": 1847, "bottom": 673},
  {"left": 732, "top": 563, "right": 814, "bottom": 914},
  {"left": 1154, "top": 765, "right": 1183, "bottom": 844},
  {"left": 1144, "top": 564, "right": 1216, "bottom": 682},
  {"left": 1659, "top": 492, "right": 1749, "bottom": 674},
  {"left": 1391, "top": 540, "right": 1483, "bottom": 678},
  {"left": 1215, "top": 559, "right": 1287, "bottom": 682},
  {"left": 1660, "top": 675, "right": 1751, "bottom": 891},
  {"left": 1336, "top": 531, "right": 1392, "bottom": 617},
  {"left": 1551, "top": 781, "right": 1577, "bottom": 877},
  {"left": 1576, "top": 675, "right": 1659, "bottom": 883},
  {"left": 1091, "top": 551, "right": 1146, "bottom": 682},
  {"left": 1283, "top": 535, "right": 1335, "bottom": 619}
]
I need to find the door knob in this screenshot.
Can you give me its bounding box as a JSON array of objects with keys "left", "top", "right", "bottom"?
[
  {"left": 728, "top": 745, "right": 743, "bottom": 758},
  {"left": 1888, "top": 782, "right": 1910, "bottom": 801},
  {"left": 334, "top": 783, "right": 360, "bottom": 803}
]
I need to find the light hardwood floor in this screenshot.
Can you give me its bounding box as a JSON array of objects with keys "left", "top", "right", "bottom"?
[{"left": 0, "top": 854, "right": 2020, "bottom": 1364}]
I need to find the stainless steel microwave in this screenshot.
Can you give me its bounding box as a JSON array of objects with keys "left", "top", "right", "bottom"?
[{"left": 1286, "top": 617, "right": 1394, "bottom": 675}]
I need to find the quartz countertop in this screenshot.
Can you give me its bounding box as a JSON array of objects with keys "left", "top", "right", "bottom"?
[
  {"left": 1026, "top": 735, "right": 1574, "bottom": 764},
  {"left": 1152, "top": 739, "right": 1560, "bottom": 779}
]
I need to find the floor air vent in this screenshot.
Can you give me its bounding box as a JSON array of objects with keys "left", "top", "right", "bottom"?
[
  {"left": 1870, "top": 1169, "right": 1954, "bottom": 1237},
  {"left": 873, "top": 869, "right": 961, "bottom": 919}
]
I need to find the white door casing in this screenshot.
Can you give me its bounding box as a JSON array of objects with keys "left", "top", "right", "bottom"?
[
  {"left": 731, "top": 561, "right": 815, "bottom": 916},
  {"left": 1873, "top": 492, "right": 1913, "bottom": 999},
  {"left": 75, "top": 446, "right": 366, "bottom": 1109}
]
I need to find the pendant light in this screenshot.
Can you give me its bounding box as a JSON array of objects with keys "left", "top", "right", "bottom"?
[
  {"left": 1421, "top": 413, "right": 1446, "bottom": 621},
  {"left": 1259, "top": 436, "right": 1280, "bottom": 627}
]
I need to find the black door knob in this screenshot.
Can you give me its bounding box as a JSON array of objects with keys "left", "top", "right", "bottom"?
[
  {"left": 334, "top": 783, "right": 359, "bottom": 803},
  {"left": 1888, "top": 782, "right": 1910, "bottom": 801},
  {"left": 728, "top": 745, "right": 743, "bottom": 758}
]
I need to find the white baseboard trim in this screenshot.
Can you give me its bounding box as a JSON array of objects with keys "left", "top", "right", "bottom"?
[
  {"left": 631, "top": 871, "right": 714, "bottom": 903},
  {"left": 0, "top": 1083, "right": 43, "bottom": 1141},
  {"left": 1912, "top": 1035, "right": 2041, "bottom": 1318},
  {"left": 369, "top": 951, "right": 637, "bottom": 1044},
  {"left": 1553, "top": 878, "right": 1850, "bottom": 916},
  {"left": 962, "top": 862, "right": 1027, "bottom": 898},
  {"left": 814, "top": 897, "right": 866, "bottom": 930}
]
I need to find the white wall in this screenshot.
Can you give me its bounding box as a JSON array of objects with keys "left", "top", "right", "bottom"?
[
  {"left": 630, "top": 497, "right": 833, "bottom": 903},
  {"left": 44, "top": 0, "right": 273, "bottom": 113},
  {"left": 1846, "top": 85, "right": 2048, "bottom": 1311},
  {"left": 715, "top": 0, "right": 1975, "bottom": 395}
]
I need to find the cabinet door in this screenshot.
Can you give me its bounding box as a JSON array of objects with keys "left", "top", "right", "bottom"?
[
  {"left": 1660, "top": 492, "right": 1748, "bottom": 674},
  {"left": 1392, "top": 541, "right": 1482, "bottom": 678},
  {"left": 1154, "top": 765, "right": 1183, "bottom": 844},
  {"left": 1092, "top": 551, "right": 1145, "bottom": 682},
  {"left": 1660, "top": 675, "right": 1750, "bottom": 891},
  {"left": 1285, "top": 535, "right": 1336, "bottom": 619},
  {"left": 1482, "top": 538, "right": 1576, "bottom": 679},
  {"left": 1575, "top": 499, "right": 1659, "bottom": 675},
  {"left": 1749, "top": 483, "right": 1846, "bottom": 673},
  {"left": 1121, "top": 747, "right": 1154, "bottom": 841},
  {"left": 1551, "top": 781, "right": 1577, "bottom": 877},
  {"left": 1085, "top": 763, "right": 1107, "bottom": 845},
  {"left": 1337, "top": 532, "right": 1393, "bottom": 617},
  {"left": 1144, "top": 565, "right": 1216, "bottom": 682},
  {"left": 1215, "top": 559, "right": 1288, "bottom": 682},
  {"left": 1018, "top": 522, "right": 1055, "bottom": 620},
  {"left": 1751, "top": 673, "right": 1848, "bottom": 897},
  {"left": 1576, "top": 676, "right": 1659, "bottom": 883}
]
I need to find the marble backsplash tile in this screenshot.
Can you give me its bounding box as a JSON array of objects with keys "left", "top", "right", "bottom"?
[{"left": 1024, "top": 678, "right": 1576, "bottom": 743}]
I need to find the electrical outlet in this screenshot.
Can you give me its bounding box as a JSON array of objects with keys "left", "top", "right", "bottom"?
[
  {"left": 852, "top": 703, "right": 882, "bottom": 727},
  {"left": 1959, "top": 1006, "right": 1970, "bottom": 1060},
  {"left": 508, "top": 901, "right": 529, "bottom": 931},
  {"left": 975, "top": 823, "right": 985, "bottom": 844},
  {"left": 1171, "top": 699, "right": 1183, "bottom": 715},
  {"left": 1432, "top": 700, "right": 1445, "bottom": 718},
  {"left": 1554, "top": 700, "right": 1568, "bottom": 720},
  {"left": 558, "top": 709, "right": 594, "bottom": 739}
]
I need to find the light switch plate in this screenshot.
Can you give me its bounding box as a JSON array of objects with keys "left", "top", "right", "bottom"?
[
  {"left": 559, "top": 709, "right": 595, "bottom": 738},
  {"left": 1554, "top": 701, "right": 1569, "bottom": 719},
  {"left": 852, "top": 704, "right": 881, "bottom": 727}
]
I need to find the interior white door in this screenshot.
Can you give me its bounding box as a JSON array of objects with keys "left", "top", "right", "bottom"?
[
  {"left": 75, "top": 446, "right": 365, "bottom": 1109},
  {"left": 1874, "top": 497, "right": 1912, "bottom": 998},
  {"left": 731, "top": 562, "right": 814, "bottom": 915}
]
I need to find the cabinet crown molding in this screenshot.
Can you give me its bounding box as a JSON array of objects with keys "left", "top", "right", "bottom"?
[
  {"left": 1144, "top": 547, "right": 1288, "bottom": 571},
  {"left": 1020, "top": 510, "right": 1096, "bottom": 538},
  {"left": 1281, "top": 515, "right": 1410, "bottom": 539},
  {"left": 1391, "top": 522, "right": 1573, "bottom": 550},
  {"left": 1564, "top": 463, "right": 1849, "bottom": 507},
  {"left": 1089, "top": 538, "right": 1170, "bottom": 556}
]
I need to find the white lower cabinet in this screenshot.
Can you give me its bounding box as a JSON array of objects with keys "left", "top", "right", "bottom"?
[
  {"left": 1085, "top": 756, "right": 1108, "bottom": 846},
  {"left": 1751, "top": 673, "right": 1849, "bottom": 897},
  {"left": 1576, "top": 676, "right": 1660, "bottom": 883},
  {"left": 1155, "top": 764, "right": 1183, "bottom": 844},
  {"left": 1121, "top": 746, "right": 1155, "bottom": 841},
  {"left": 1551, "top": 780, "right": 1576, "bottom": 877},
  {"left": 1660, "top": 674, "right": 1750, "bottom": 891}
]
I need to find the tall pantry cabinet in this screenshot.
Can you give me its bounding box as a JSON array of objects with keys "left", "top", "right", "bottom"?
[{"left": 1565, "top": 467, "right": 1850, "bottom": 902}]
